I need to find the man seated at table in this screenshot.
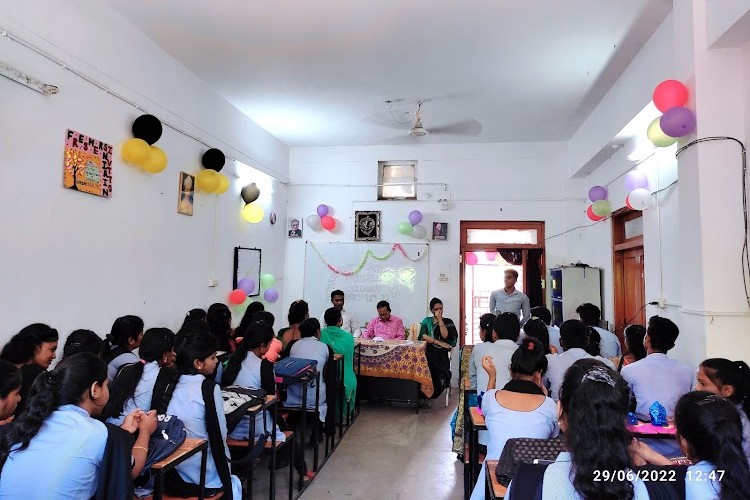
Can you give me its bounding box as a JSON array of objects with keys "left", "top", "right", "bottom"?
[
  {"left": 362, "top": 301, "right": 405, "bottom": 341},
  {"left": 621, "top": 315, "right": 693, "bottom": 420}
]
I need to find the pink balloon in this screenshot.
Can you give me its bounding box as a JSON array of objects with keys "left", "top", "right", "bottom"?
[
  {"left": 321, "top": 215, "right": 336, "bottom": 231},
  {"left": 465, "top": 252, "right": 479, "bottom": 266},
  {"left": 228, "top": 289, "right": 246, "bottom": 305},
  {"left": 485, "top": 251, "right": 497, "bottom": 261}
]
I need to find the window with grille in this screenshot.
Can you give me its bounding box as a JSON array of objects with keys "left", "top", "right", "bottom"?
[{"left": 378, "top": 161, "right": 416, "bottom": 200}]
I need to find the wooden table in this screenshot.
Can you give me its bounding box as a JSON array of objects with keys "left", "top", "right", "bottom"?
[
  {"left": 484, "top": 460, "right": 507, "bottom": 499},
  {"left": 468, "top": 407, "right": 487, "bottom": 493},
  {"left": 151, "top": 437, "right": 208, "bottom": 500}
]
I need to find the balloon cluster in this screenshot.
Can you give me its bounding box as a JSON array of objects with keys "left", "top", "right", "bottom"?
[
  {"left": 398, "top": 210, "right": 427, "bottom": 238},
  {"left": 624, "top": 170, "right": 652, "bottom": 211},
  {"left": 240, "top": 183, "right": 263, "bottom": 223},
  {"left": 648, "top": 80, "right": 696, "bottom": 147},
  {"left": 228, "top": 273, "right": 279, "bottom": 306},
  {"left": 121, "top": 114, "right": 168, "bottom": 174},
  {"left": 586, "top": 185, "right": 612, "bottom": 221},
  {"left": 196, "top": 148, "right": 230, "bottom": 195},
  {"left": 306, "top": 205, "right": 337, "bottom": 232}
]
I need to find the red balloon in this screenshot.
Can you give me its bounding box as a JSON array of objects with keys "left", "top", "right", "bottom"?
[
  {"left": 320, "top": 215, "right": 336, "bottom": 231},
  {"left": 625, "top": 195, "right": 635, "bottom": 210},
  {"left": 228, "top": 289, "right": 246, "bottom": 305},
  {"left": 465, "top": 252, "right": 479, "bottom": 266},
  {"left": 653, "top": 80, "right": 688, "bottom": 112},
  {"left": 587, "top": 205, "right": 604, "bottom": 222}
]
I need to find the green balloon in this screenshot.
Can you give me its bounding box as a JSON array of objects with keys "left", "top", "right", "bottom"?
[
  {"left": 260, "top": 273, "right": 276, "bottom": 289},
  {"left": 397, "top": 221, "right": 413, "bottom": 235},
  {"left": 591, "top": 199, "right": 612, "bottom": 217},
  {"left": 647, "top": 117, "right": 678, "bottom": 148}
]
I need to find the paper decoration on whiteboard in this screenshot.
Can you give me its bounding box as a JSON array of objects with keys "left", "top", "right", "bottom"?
[{"left": 63, "top": 129, "right": 113, "bottom": 197}]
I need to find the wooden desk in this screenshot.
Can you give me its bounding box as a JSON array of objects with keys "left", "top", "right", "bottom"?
[
  {"left": 151, "top": 438, "right": 208, "bottom": 500},
  {"left": 468, "top": 407, "right": 487, "bottom": 492},
  {"left": 484, "top": 460, "right": 507, "bottom": 499}
]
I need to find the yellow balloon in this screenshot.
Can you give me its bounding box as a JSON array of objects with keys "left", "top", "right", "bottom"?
[
  {"left": 141, "top": 146, "right": 168, "bottom": 173},
  {"left": 121, "top": 138, "right": 150, "bottom": 166},
  {"left": 242, "top": 203, "right": 264, "bottom": 223},
  {"left": 215, "top": 174, "right": 230, "bottom": 195},
  {"left": 647, "top": 117, "right": 678, "bottom": 148},
  {"left": 196, "top": 169, "right": 220, "bottom": 192}
]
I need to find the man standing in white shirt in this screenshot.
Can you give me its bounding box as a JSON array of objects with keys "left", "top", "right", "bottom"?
[
  {"left": 576, "top": 303, "right": 622, "bottom": 359},
  {"left": 545, "top": 319, "right": 616, "bottom": 400},
  {"left": 489, "top": 269, "right": 531, "bottom": 325},
  {"left": 322, "top": 290, "right": 361, "bottom": 337}
]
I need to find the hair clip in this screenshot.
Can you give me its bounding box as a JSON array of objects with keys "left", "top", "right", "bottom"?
[
  {"left": 527, "top": 341, "right": 535, "bottom": 351},
  {"left": 696, "top": 394, "right": 725, "bottom": 406},
  {"left": 581, "top": 367, "right": 616, "bottom": 387}
]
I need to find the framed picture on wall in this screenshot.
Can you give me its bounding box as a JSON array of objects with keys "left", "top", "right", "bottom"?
[
  {"left": 355, "top": 211, "right": 381, "bottom": 241},
  {"left": 288, "top": 217, "right": 303, "bottom": 237},
  {"left": 177, "top": 171, "right": 195, "bottom": 216},
  {"left": 433, "top": 222, "right": 447, "bottom": 240}
]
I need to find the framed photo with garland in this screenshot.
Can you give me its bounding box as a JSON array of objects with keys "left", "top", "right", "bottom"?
[{"left": 354, "top": 211, "right": 381, "bottom": 241}]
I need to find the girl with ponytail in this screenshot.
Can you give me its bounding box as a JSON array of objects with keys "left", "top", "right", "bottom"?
[
  {"left": 102, "top": 328, "right": 176, "bottom": 425},
  {"left": 675, "top": 391, "right": 750, "bottom": 500},
  {"left": 207, "top": 303, "right": 233, "bottom": 353},
  {"left": 102, "top": 315, "right": 144, "bottom": 382},
  {"left": 0, "top": 353, "right": 157, "bottom": 498}
]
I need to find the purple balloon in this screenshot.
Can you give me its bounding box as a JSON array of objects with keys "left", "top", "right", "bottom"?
[
  {"left": 588, "top": 186, "right": 608, "bottom": 202},
  {"left": 660, "top": 107, "right": 696, "bottom": 138},
  {"left": 316, "top": 204, "right": 329, "bottom": 217},
  {"left": 238, "top": 277, "right": 256, "bottom": 295},
  {"left": 624, "top": 170, "right": 649, "bottom": 192},
  {"left": 408, "top": 210, "right": 423, "bottom": 225},
  {"left": 263, "top": 288, "right": 279, "bottom": 303}
]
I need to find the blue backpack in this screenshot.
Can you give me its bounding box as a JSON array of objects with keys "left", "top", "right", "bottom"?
[
  {"left": 133, "top": 415, "right": 187, "bottom": 498},
  {"left": 274, "top": 357, "right": 317, "bottom": 386}
]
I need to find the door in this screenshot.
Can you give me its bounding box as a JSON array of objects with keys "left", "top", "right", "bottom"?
[
  {"left": 612, "top": 209, "right": 646, "bottom": 338},
  {"left": 622, "top": 248, "right": 646, "bottom": 329}
]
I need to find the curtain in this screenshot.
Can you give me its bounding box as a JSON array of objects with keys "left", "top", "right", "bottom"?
[
  {"left": 498, "top": 249, "right": 522, "bottom": 265},
  {"left": 525, "top": 249, "right": 544, "bottom": 307}
]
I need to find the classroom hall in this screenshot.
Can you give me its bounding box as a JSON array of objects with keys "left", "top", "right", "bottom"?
[{"left": 2, "top": 1, "right": 750, "bottom": 499}]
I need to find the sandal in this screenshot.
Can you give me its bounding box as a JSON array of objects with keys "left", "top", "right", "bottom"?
[{"left": 298, "top": 471, "right": 315, "bottom": 489}]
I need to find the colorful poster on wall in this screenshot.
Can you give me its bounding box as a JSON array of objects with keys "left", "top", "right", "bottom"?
[{"left": 63, "top": 129, "right": 113, "bottom": 197}]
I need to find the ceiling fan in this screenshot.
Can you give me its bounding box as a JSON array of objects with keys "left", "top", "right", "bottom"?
[{"left": 380, "top": 99, "right": 482, "bottom": 139}]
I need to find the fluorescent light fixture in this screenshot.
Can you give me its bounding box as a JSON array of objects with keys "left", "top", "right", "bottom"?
[{"left": 0, "top": 61, "right": 58, "bottom": 95}]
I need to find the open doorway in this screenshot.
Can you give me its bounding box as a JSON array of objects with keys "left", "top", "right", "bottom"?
[
  {"left": 613, "top": 210, "right": 646, "bottom": 340},
  {"left": 459, "top": 221, "right": 545, "bottom": 346}
]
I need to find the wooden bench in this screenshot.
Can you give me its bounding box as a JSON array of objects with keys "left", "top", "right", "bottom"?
[
  {"left": 484, "top": 460, "right": 507, "bottom": 499},
  {"left": 143, "top": 437, "right": 209, "bottom": 500}
]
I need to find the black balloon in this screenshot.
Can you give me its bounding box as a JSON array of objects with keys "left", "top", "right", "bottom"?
[
  {"left": 241, "top": 183, "right": 260, "bottom": 204},
  {"left": 202, "top": 148, "right": 226, "bottom": 171},
  {"left": 131, "top": 114, "right": 162, "bottom": 145}
]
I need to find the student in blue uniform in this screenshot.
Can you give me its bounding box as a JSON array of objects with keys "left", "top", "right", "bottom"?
[
  {"left": 61, "top": 329, "right": 104, "bottom": 359},
  {"left": 159, "top": 327, "right": 242, "bottom": 499},
  {"left": 0, "top": 352, "right": 157, "bottom": 499},
  {"left": 102, "top": 315, "right": 144, "bottom": 382},
  {"left": 103, "top": 327, "right": 176, "bottom": 425}
]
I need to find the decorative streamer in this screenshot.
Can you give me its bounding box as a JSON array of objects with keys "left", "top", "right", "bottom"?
[{"left": 309, "top": 242, "right": 427, "bottom": 276}]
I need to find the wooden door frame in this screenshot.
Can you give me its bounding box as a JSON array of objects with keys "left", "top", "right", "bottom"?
[
  {"left": 612, "top": 208, "right": 645, "bottom": 339},
  {"left": 459, "top": 221, "right": 545, "bottom": 346}
]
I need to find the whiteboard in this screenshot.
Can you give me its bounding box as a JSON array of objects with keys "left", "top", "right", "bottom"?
[
  {"left": 303, "top": 242, "right": 429, "bottom": 329},
  {"left": 233, "top": 247, "right": 261, "bottom": 297}
]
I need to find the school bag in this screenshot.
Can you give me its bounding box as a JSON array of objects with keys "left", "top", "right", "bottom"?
[
  {"left": 273, "top": 357, "right": 317, "bottom": 385},
  {"left": 221, "top": 386, "right": 267, "bottom": 433},
  {"left": 133, "top": 415, "right": 187, "bottom": 497}
]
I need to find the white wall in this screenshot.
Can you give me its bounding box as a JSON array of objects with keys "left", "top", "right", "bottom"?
[
  {"left": 0, "top": 0, "right": 289, "bottom": 343},
  {"left": 284, "top": 142, "right": 586, "bottom": 329}
]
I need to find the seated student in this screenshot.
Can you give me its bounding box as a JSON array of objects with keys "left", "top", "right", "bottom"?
[
  {"left": 222, "top": 321, "right": 312, "bottom": 486},
  {"left": 545, "top": 319, "right": 616, "bottom": 401},
  {"left": 282, "top": 318, "right": 334, "bottom": 435},
  {"left": 320, "top": 307, "right": 358, "bottom": 410},
  {"left": 279, "top": 299, "right": 310, "bottom": 348},
  {"left": 522, "top": 318, "right": 556, "bottom": 354},
  {"left": 611, "top": 324, "right": 647, "bottom": 371},
  {"left": 418, "top": 298, "right": 458, "bottom": 398},
  {"left": 0, "top": 361, "right": 21, "bottom": 428},
  {"left": 321, "top": 290, "right": 361, "bottom": 337},
  {"left": 0, "top": 352, "right": 158, "bottom": 498},
  {"left": 103, "top": 328, "right": 176, "bottom": 426},
  {"left": 469, "top": 338, "right": 559, "bottom": 500},
  {"left": 584, "top": 326, "right": 602, "bottom": 356},
  {"left": 576, "top": 302, "right": 621, "bottom": 358},
  {"left": 621, "top": 315, "right": 692, "bottom": 420},
  {"left": 62, "top": 329, "right": 103, "bottom": 359},
  {"left": 254, "top": 311, "right": 283, "bottom": 362},
  {"left": 207, "top": 303, "right": 234, "bottom": 353},
  {"left": 102, "top": 315, "right": 144, "bottom": 382},
  {"left": 158, "top": 328, "right": 242, "bottom": 498},
  {"left": 362, "top": 300, "right": 405, "bottom": 341},
  {"left": 235, "top": 301, "right": 265, "bottom": 342},
  {"left": 0, "top": 323, "right": 59, "bottom": 416},
  {"left": 506, "top": 359, "right": 649, "bottom": 499},
  {"left": 468, "top": 313, "right": 497, "bottom": 389},
  {"left": 530, "top": 306, "right": 561, "bottom": 353}
]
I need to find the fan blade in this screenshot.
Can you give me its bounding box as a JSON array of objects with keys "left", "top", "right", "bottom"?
[
  {"left": 429, "top": 119, "right": 482, "bottom": 136},
  {"left": 362, "top": 110, "right": 414, "bottom": 130},
  {"left": 369, "top": 134, "right": 427, "bottom": 145}
]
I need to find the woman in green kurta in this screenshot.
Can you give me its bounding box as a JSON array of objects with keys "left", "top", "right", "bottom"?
[
  {"left": 319, "top": 307, "right": 357, "bottom": 413},
  {"left": 419, "top": 297, "right": 458, "bottom": 398}
]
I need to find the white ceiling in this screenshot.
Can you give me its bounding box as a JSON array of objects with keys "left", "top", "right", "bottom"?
[{"left": 104, "top": 0, "right": 672, "bottom": 147}]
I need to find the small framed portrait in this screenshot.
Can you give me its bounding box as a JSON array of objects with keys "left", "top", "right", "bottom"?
[
  {"left": 355, "top": 211, "right": 381, "bottom": 241},
  {"left": 432, "top": 222, "right": 447, "bottom": 240},
  {"left": 177, "top": 171, "right": 195, "bottom": 216},
  {"left": 288, "top": 217, "right": 303, "bottom": 238}
]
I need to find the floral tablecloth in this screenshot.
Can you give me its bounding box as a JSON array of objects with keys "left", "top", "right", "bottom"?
[{"left": 355, "top": 339, "right": 434, "bottom": 398}]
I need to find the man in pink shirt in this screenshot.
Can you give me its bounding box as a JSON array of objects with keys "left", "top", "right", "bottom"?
[{"left": 363, "top": 301, "right": 405, "bottom": 341}]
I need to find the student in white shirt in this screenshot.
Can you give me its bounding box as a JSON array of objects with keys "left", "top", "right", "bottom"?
[
  {"left": 321, "top": 290, "right": 361, "bottom": 337},
  {"left": 530, "top": 306, "right": 561, "bottom": 353},
  {"left": 620, "top": 316, "right": 693, "bottom": 420},
  {"left": 545, "top": 319, "right": 615, "bottom": 401},
  {"left": 576, "top": 303, "right": 621, "bottom": 358}
]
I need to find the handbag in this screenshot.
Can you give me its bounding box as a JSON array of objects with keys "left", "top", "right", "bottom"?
[{"left": 495, "top": 437, "right": 564, "bottom": 486}]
